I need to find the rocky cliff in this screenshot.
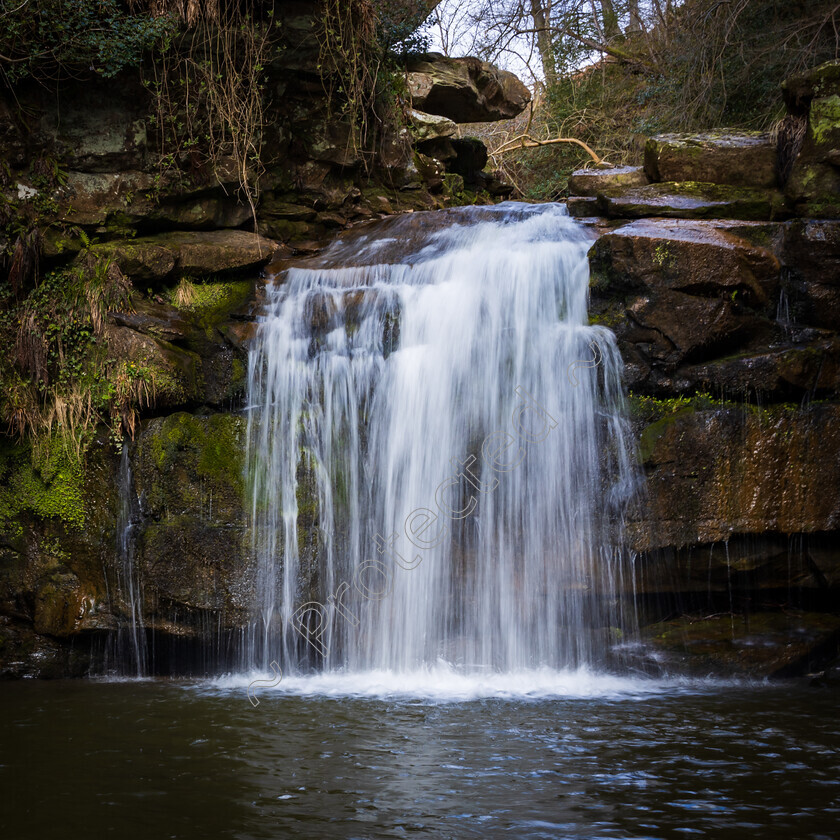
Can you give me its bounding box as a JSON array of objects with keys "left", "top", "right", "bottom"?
[
  {"left": 570, "top": 60, "right": 840, "bottom": 677},
  {"left": 1, "top": 50, "right": 838, "bottom": 680}
]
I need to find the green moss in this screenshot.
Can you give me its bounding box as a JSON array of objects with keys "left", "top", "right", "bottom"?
[
  {"left": 166, "top": 277, "right": 252, "bottom": 331},
  {"left": 810, "top": 95, "right": 840, "bottom": 145},
  {"left": 0, "top": 437, "right": 86, "bottom": 531},
  {"left": 148, "top": 412, "right": 245, "bottom": 497}
]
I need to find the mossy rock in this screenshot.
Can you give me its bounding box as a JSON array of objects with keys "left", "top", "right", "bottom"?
[
  {"left": 596, "top": 182, "right": 790, "bottom": 221},
  {"left": 644, "top": 132, "right": 777, "bottom": 188},
  {"left": 640, "top": 611, "right": 840, "bottom": 677},
  {"left": 135, "top": 412, "right": 246, "bottom": 521}
]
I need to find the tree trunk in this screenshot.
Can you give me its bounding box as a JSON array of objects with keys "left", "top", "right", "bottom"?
[
  {"left": 599, "top": 0, "right": 622, "bottom": 41},
  {"left": 529, "top": 0, "right": 558, "bottom": 88},
  {"left": 627, "top": 0, "right": 643, "bottom": 34}
]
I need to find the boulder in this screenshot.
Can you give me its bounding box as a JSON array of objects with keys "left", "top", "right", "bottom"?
[
  {"left": 569, "top": 165, "right": 649, "bottom": 196},
  {"left": 644, "top": 131, "right": 778, "bottom": 188},
  {"left": 595, "top": 182, "right": 790, "bottom": 221},
  {"left": 782, "top": 59, "right": 840, "bottom": 113},
  {"left": 589, "top": 218, "right": 781, "bottom": 308},
  {"left": 406, "top": 53, "right": 531, "bottom": 122},
  {"left": 407, "top": 109, "right": 458, "bottom": 143},
  {"left": 448, "top": 137, "right": 489, "bottom": 184},
  {"left": 97, "top": 230, "right": 277, "bottom": 281}
]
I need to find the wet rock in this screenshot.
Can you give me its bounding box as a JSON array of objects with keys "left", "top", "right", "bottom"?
[
  {"left": 638, "top": 612, "right": 840, "bottom": 678},
  {"left": 644, "top": 131, "right": 778, "bottom": 188},
  {"left": 626, "top": 290, "right": 760, "bottom": 366},
  {"left": 133, "top": 413, "right": 251, "bottom": 621},
  {"left": 596, "top": 182, "right": 790, "bottom": 221},
  {"left": 589, "top": 218, "right": 781, "bottom": 308},
  {"left": 782, "top": 220, "right": 840, "bottom": 328},
  {"left": 569, "top": 165, "right": 649, "bottom": 196},
  {"left": 406, "top": 53, "right": 531, "bottom": 122},
  {"left": 677, "top": 339, "right": 840, "bottom": 399},
  {"left": 631, "top": 404, "right": 840, "bottom": 549}
]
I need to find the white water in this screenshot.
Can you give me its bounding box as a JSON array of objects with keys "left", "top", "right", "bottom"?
[{"left": 243, "top": 202, "right": 637, "bottom": 680}]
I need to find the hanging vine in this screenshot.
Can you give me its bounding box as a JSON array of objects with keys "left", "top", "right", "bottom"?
[{"left": 145, "top": 2, "right": 277, "bottom": 227}]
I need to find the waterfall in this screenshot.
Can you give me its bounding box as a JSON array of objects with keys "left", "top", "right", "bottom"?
[
  {"left": 106, "top": 444, "right": 148, "bottom": 676},
  {"left": 244, "top": 202, "right": 637, "bottom": 677}
]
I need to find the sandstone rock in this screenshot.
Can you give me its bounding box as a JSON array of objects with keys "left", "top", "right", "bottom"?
[
  {"left": 406, "top": 53, "right": 531, "bottom": 122},
  {"left": 448, "top": 137, "right": 489, "bottom": 184},
  {"left": 566, "top": 196, "right": 600, "bottom": 217},
  {"left": 133, "top": 413, "right": 251, "bottom": 619},
  {"left": 416, "top": 137, "right": 458, "bottom": 162},
  {"left": 104, "top": 230, "right": 276, "bottom": 280},
  {"left": 596, "top": 182, "right": 790, "bottom": 221},
  {"left": 414, "top": 152, "right": 445, "bottom": 192},
  {"left": 94, "top": 239, "right": 176, "bottom": 282},
  {"left": 638, "top": 612, "right": 840, "bottom": 678},
  {"left": 569, "top": 165, "right": 649, "bottom": 196},
  {"left": 109, "top": 298, "right": 193, "bottom": 343},
  {"left": 785, "top": 93, "right": 840, "bottom": 218},
  {"left": 407, "top": 109, "right": 458, "bottom": 142},
  {"left": 626, "top": 290, "right": 757, "bottom": 366},
  {"left": 589, "top": 218, "right": 781, "bottom": 308},
  {"left": 678, "top": 339, "right": 840, "bottom": 399},
  {"left": 632, "top": 404, "right": 840, "bottom": 549},
  {"left": 104, "top": 325, "right": 204, "bottom": 408},
  {"left": 644, "top": 131, "right": 778, "bottom": 188}
]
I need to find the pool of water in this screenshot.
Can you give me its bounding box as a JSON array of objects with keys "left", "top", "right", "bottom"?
[{"left": 1, "top": 675, "right": 838, "bottom": 839}]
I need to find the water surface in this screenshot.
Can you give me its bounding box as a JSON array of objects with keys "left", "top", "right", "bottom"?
[{"left": 2, "top": 678, "right": 838, "bottom": 839}]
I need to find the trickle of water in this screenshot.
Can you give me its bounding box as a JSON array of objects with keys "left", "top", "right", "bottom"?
[
  {"left": 244, "top": 202, "right": 638, "bottom": 676},
  {"left": 106, "top": 444, "right": 147, "bottom": 676}
]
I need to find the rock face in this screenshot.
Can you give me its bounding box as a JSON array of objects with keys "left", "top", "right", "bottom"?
[
  {"left": 644, "top": 132, "right": 778, "bottom": 188},
  {"left": 630, "top": 404, "right": 840, "bottom": 550},
  {"left": 783, "top": 60, "right": 840, "bottom": 218},
  {"left": 406, "top": 53, "right": 531, "bottom": 122}
]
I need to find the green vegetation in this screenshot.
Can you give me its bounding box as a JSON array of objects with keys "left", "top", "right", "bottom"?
[
  {"left": 483, "top": 0, "right": 839, "bottom": 199},
  {"left": 0, "top": 0, "right": 177, "bottom": 84},
  {"left": 147, "top": 411, "right": 245, "bottom": 497},
  {"left": 166, "top": 277, "right": 252, "bottom": 330}
]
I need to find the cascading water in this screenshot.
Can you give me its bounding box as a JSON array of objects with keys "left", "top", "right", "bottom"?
[{"left": 244, "top": 202, "right": 637, "bottom": 680}]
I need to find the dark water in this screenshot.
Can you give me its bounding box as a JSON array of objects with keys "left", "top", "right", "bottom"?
[{"left": 1, "top": 678, "right": 838, "bottom": 839}]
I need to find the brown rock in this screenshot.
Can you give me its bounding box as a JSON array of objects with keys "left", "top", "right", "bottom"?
[
  {"left": 644, "top": 131, "right": 778, "bottom": 188},
  {"left": 406, "top": 53, "right": 531, "bottom": 122},
  {"left": 590, "top": 218, "right": 781, "bottom": 308},
  {"left": 569, "top": 165, "right": 649, "bottom": 196}
]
